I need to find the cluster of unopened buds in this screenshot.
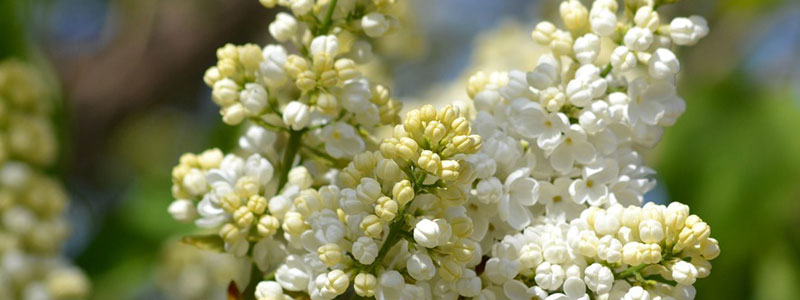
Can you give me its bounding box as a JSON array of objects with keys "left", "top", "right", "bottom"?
[
  {"left": 167, "top": 0, "right": 719, "bottom": 299},
  {"left": 0, "top": 60, "right": 90, "bottom": 300}
]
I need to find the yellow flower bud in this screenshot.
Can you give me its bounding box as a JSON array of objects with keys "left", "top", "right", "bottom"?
[
  {"left": 220, "top": 193, "right": 242, "bottom": 213},
  {"left": 238, "top": 43, "right": 262, "bottom": 71},
  {"left": 419, "top": 104, "right": 437, "bottom": 122},
  {"left": 392, "top": 180, "right": 414, "bottom": 207},
  {"left": 339, "top": 165, "right": 362, "bottom": 189},
  {"left": 248, "top": 195, "right": 268, "bottom": 215},
  {"left": 318, "top": 243, "right": 344, "bottom": 267},
  {"left": 360, "top": 214, "right": 384, "bottom": 238},
  {"left": 354, "top": 151, "right": 379, "bottom": 173},
  {"left": 222, "top": 103, "right": 246, "bottom": 125},
  {"left": 282, "top": 212, "right": 308, "bottom": 236},
  {"left": 396, "top": 137, "right": 419, "bottom": 160},
  {"left": 335, "top": 58, "right": 360, "bottom": 81},
  {"left": 439, "top": 160, "right": 460, "bottom": 181},
  {"left": 375, "top": 196, "right": 398, "bottom": 222},
  {"left": 641, "top": 243, "right": 662, "bottom": 264},
  {"left": 354, "top": 273, "right": 377, "bottom": 297},
  {"left": 316, "top": 92, "right": 339, "bottom": 115},
  {"left": 417, "top": 150, "right": 440, "bottom": 174},
  {"left": 450, "top": 117, "right": 470, "bottom": 136},
  {"left": 295, "top": 70, "right": 317, "bottom": 91},
  {"left": 257, "top": 215, "right": 280, "bottom": 237},
  {"left": 233, "top": 206, "right": 255, "bottom": 228},
  {"left": 424, "top": 121, "right": 447, "bottom": 145},
  {"left": 285, "top": 55, "right": 309, "bottom": 78}
]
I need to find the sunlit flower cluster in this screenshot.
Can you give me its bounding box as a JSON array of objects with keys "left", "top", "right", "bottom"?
[
  {"left": 0, "top": 60, "right": 89, "bottom": 300},
  {"left": 167, "top": 0, "right": 719, "bottom": 299}
]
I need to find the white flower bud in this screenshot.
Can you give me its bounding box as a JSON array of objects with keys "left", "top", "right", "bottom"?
[
  {"left": 621, "top": 242, "right": 643, "bottom": 266},
  {"left": 624, "top": 27, "right": 654, "bottom": 51},
  {"left": 361, "top": 12, "right": 390, "bottom": 38},
  {"left": 406, "top": 251, "right": 436, "bottom": 281},
  {"left": 634, "top": 6, "right": 660, "bottom": 31},
  {"left": 670, "top": 16, "right": 709, "bottom": 46},
  {"left": 282, "top": 101, "right": 310, "bottom": 130},
  {"left": 212, "top": 78, "right": 239, "bottom": 107},
  {"left": 648, "top": 48, "right": 680, "bottom": 79},
  {"left": 590, "top": 8, "right": 617, "bottom": 36},
  {"left": 269, "top": 13, "right": 299, "bottom": 42},
  {"left": 638, "top": 219, "right": 664, "bottom": 244},
  {"left": 290, "top": 0, "right": 313, "bottom": 16},
  {"left": 527, "top": 54, "right": 561, "bottom": 90},
  {"left": 531, "top": 21, "right": 557, "bottom": 45},
  {"left": 574, "top": 33, "right": 601, "bottom": 64},
  {"left": 456, "top": 270, "right": 482, "bottom": 297},
  {"left": 584, "top": 263, "right": 614, "bottom": 294},
  {"left": 610, "top": 46, "right": 637, "bottom": 73},
  {"left": 598, "top": 235, "right": 622, "bottom": 263},
  {"left": 534, "top": 262, "right": 565, "bottom": 291},
  {"left": 240, "top": 83, "right": 269, "bottom": 115},
  {"left": 622, "top": 286, "right": 651, "bottom": 300},
  {"left": 352, "top": 236, "right": 379, "bottom": 265},
  {"left": 413, "top": 218, "right": 451, "bottom": 248},
  {"left": 182, "top": 168, "right": 207, "bottom": 196},
  {"left": 671, "top": 260, "right": 698, "bottom": 285},
  {"left": 168, "top": 199, "right": 196, "bottom": 222},
  {"left": 476, "top": 177, "right": 503, "bottom": 204}
]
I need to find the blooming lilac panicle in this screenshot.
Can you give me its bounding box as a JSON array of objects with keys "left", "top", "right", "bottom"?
[
  {"left": 0, "top": 60, "right": 90, "bottom": 299},
  {"left": 167, "top": 0, "right": 719, "bottom": 299}
]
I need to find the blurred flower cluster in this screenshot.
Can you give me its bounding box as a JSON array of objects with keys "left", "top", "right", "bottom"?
[
  {"left": 0, "top": 60, "right": 89, "bottom": 300},
  {"left": 166, "top": 0, "right": 719, "bottom": 299}
]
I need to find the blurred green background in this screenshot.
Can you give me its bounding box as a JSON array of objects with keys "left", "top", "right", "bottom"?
[{"left": 2, "top": 0, "right": 799, "bottom": 299}]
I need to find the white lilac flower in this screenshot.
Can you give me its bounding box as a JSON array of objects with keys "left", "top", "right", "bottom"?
[{"left": 321, "top": 122, "right": 365, "bottom": 159}]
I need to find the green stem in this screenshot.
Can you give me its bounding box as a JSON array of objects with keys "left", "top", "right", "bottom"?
[
  {"left": 318, "top": 0, "right": 339, "bottom": 35},
  {"left": 600, "top": 63, "right": 612, "bottom": 77},
  {"left": 618, "top": 263, "right": 647, "bottom": 279},
  {"left": 278, "top": 129, "right": 305, "bottom": 192}
]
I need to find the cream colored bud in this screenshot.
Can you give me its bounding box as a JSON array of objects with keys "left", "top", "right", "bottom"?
[
  {"left": 403, "top": 111, "right": 424, "bottom": 140},
  {"left": 339, "top": 165, "right": 362, "bottom": 188},
  {"left": 285, "top": 55, "right": 309, "bottom": 78},
  {"left": 283, "top": 101, "right": 310, "bottom": 130},
  {"left": 234, "top": 206, "right": 255, "bottom": 228},
  {"left": 354, "top": 273, "right": 377, "bottom": 297},
  {"left": 199, "top": 149, "right": 224, "bottom": 169},
  {"left": 439, "top": 160, "right": 460, "bottom": 181},
  {"left": 379, "top": 138, "right": 399, "bottom": 159},
  {"left": 424, "top": 121, "right": 447, "bottom": 144},
  {"left": 220, "top": 193, "right": 242, "bottom": 213},
  {"left": 257, "top": 215, "right": 280, "bottom": 236},
  {"left": 282, "top": 211, "right": 308, "bottom": 235},
  {"left": 316, "top": 92, "right": 339, "bottom": 114},
  {"left": 360, "top": 214, "right": 384, "bottom": 238},
  {"left": 392, "top": 180, "right": 414, "bottom": 207},
  {"left": 639, "top": 219, "right": 664, "bottom": 244},
  {"left": 692, "top": 257, "right": 712, "bottom": 278},
  {"left": 212, "top": 78, "right": 239, "bottom": 107},
  {"left": 700, "top": 238, "right": 720, "bottom": 260},
  {"left": 324, "top": 269, "right": 350, "bottom": 296},
  {"left": 419, "top": 105, "right": 437, "bottom": 122},
  {"left": 396, "top": 137, "right": 419, "bottom": 160},
  {"left": 641, "top": 243, "right": 662, "bottom": 264},
  {"left": 439, "top": 256, "right": 464, "bottom": 282},
  {"left": 621, "top": 242, "right": 643, "bottom": 266},
  {"left": 449, "top": 239, "right": 476, "bottom": 263},
  {"left": 219, "top": 223, "right": 242, "bottom": 242},
  {"left": 450, "top": 117, "right": 470, "bottom": 136},
  {"left": 375, "top": 196, "right": 398, "bottom": 222},
  {"left": 203, "top": 66, "right": 221, "bottom": 86},
  {"left": 288, "top": 166, "right": 313, "bottom": 189},
  {"left": 335, "top": 58, "right": 360, "bottom": 81},
  {"left": 295, "top": 70, "right": 316, "bottom": 91},
  {"left": 417, "top": 150, "right": 441, "bottom": 174},
  {"left": 353, "top": 151, "right": 379, "bottom": 172},
  {"left": 247, "top": 195, "right": 268, "bottom": 215},
  {"left": 531, "top": 21, "right": 557, "bottom": 45},
  {"left": 356, "top": 177, "right": 382, "bottom": 204},
  {"left": 376, "top": 159, "right": 403, "bottom": 183},
  {"left": 238, "top": 43, "right": 262, "bottom": 71},
  {"left": 217, "top": 58, "right": 238, "bottom": 78},
  {"left": 371, "top": 84, "right": 390, "bottom": 105},
  {"left": 222, "top": 103, "right": 246, "bottom": 125},
  {"left": 560, "top": 0, "right": 589, "bottom": 32},
  {"left": 467, "top": 72, "right": 489, "bottom": 98},
  {"left": 318, "top": 243, "right": 344, "bottom": 267}
]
